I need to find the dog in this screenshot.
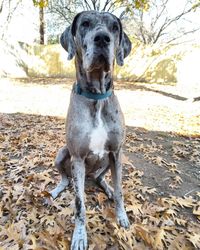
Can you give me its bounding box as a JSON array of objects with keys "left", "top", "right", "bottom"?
[{"left": 50, "top": 10, "right": 132, "bottom": 250}]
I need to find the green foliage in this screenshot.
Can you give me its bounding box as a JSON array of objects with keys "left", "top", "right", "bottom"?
[
  {"left": 116, "top": 0, "right": 149, "bottom": 13},
  {"left": 193, "top": 0, "right": 200, "bottom": 9},
  {"left": 47, "top": 35, "right": 59, "bottom": 44},
  {"left": 133, "top": 0, "right": 149, "bottom": 11},
  {"left": 33, "top": 0, "right": 48, "bottom": 8}
]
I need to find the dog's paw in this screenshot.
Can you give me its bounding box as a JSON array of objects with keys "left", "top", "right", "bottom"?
[
  {"left": 49, "top": 188, "right": 63, "bottom": 200},
  {"left": 117, "top": 210, "right": 130, "bottom": 229},
  {"left": 71, "top": 225, "right": 87, "bottom": 250},
  {"left": 105, "top": 186, "right": 114, "bottom": 201},
  {"left": 49, "top": 189, "right": 58, "bottom": 200},
  {"left": 49, "top": 178, "right": 69, "bottom": 200}
]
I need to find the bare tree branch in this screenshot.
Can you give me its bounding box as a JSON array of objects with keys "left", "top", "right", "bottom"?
[
  {"left": 166, "top": 27, "right": 200, "bottom": 44},
  {"left": 107, "top": 0, "right": 122, "bottom": 12},
  {"left": 128, "top": 0, "right": 200, "bottom": 45},
  {"left": 153, "top": 17, "right": 169, "bottom": 43},
  {"left": 151, "top": 0, "right": 169, "bottom": 28},
  {"left": 83, "top": 0, "right": 92, "bottom": 10},
  {"left": 102, "top": 0, "right": 112, "bottom": 11},
  {"left": 48, "top": 7, "right": 72, "bottom": 22},
  {"left": 0, "top": 0, "right": 5, "bottom": 13},
  {"left": 0, "top": 0, "right": 23, "bottom": 40},
  {"left": 46, "top": 0, "right": 200, "bottom": 45},
  {"left": 163, "top": 5, "right": 194, "bottom": 31},
  {"left": 91, "top": 0, "right": 96, "bottom": 10}
]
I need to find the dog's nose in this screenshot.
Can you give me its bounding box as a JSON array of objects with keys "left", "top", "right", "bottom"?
[{"left": 94, "top": 32, "right": 111, "bottom": 47}]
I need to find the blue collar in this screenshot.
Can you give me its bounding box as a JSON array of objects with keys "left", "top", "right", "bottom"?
[{"left": 74, "top": 83, "right": 113, "bottom": 100}]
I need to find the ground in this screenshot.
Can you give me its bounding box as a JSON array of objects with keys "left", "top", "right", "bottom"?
[{"left": 0, "top": 78, "right": 199, "bottom": 249}]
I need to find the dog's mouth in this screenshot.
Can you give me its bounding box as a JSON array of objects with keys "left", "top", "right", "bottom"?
[{"left": 87, "top": 52, "right": 111, "bottom": 73}]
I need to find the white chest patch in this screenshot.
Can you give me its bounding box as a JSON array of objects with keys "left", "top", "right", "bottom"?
[{"left": 89, "top": 104, "right": 107, "bottom": 158}]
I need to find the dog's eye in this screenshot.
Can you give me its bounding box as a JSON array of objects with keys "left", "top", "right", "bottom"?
[
  {"left": 113, "top": 24, "right": 119, "bottom": 32},
  {"left": 82, "top": 21, "right": 90, "bottom": 28}
]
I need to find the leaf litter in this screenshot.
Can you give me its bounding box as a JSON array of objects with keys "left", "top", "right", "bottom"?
[{"left": 0, "top": 112, "right": 200, "bottom": 248}]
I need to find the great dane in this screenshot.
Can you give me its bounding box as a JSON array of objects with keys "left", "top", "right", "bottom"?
[{"left": 50, "top": 10, "right": 132, "bottom": 250}]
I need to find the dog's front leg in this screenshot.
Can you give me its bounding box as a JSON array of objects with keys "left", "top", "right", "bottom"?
[
  {"left": 110, "top": 150, "right": 130, "bottom": 229},
  {"left": 71, "top": 157, "right": 87, "bottom": 250}
]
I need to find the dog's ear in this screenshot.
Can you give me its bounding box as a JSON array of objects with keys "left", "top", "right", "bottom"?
[
  {"left": 60, "top": 12, "right": 83, "bottom": 60},
  {"left": 116, "top": 19, "right": 132, "bottom": 66},
  {"left": 60, "top": 26, "right": 75, "bottom": 60}
]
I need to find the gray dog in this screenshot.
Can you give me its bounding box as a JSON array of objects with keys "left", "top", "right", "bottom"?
[{"left": 50, "top": 10, "right": 132, "bottom": 250}]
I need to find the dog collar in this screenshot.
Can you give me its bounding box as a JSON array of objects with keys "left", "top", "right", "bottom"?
[{"left": 74, "top": 83, "right": 113, "bottom": 100}]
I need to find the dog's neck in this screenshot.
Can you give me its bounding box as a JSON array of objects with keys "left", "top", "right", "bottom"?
[{"left": 75, "top": 56, "right": 113, "bottom": 94}]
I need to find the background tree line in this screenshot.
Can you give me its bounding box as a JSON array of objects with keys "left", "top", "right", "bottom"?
[{"left": 0, "top": 0, "right": 199, "bottom": 45}]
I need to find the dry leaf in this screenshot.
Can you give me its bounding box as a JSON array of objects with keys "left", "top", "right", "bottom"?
[
  {"left": 1, "top": 111, "right": 200, "bottom": 250},
  {"left": 121, "top": 153, "right": 134, "bottom": 167},
  {"left": 96, "top": 192, "right": 107, "bottom": 205},
  {"left": 152, "top": 156, "right": 163, "bottom": 166},
  {"left": 187, "top": 232, "right": 200, "bottom": 248},
  {"left": 154, "top": 228, "right": 166, "bottom": 249},
  {"left": 174, "top": 196, "right": 195, "bottom": 208},
  {"left": 135, "top": 225, "right": 154, "bottom": 247},
  {"left": 193, "top": 205, "right": 200, "bottom": 216},
  {"left": 103, "top": 207, "right": 116, "bottom": 220}
]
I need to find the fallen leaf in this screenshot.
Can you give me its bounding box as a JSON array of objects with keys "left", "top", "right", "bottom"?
[
  {"left": 193, "top": 205, "right": 200, "bottom": 216},
  {"left": 135, "top": 225, "right": 154, "bottom": 247},
  {"left": 122, "top": 153, "right": 134, "bottom": 168},
  {"left": 187, "top": 232, "right": 200, "bottom": 248},
  {"left": 154, "top": 228, "right": 166, "bottom": 249}
]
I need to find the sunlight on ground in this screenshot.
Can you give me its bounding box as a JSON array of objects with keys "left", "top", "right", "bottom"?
[
  {"left": 0, "top": 78, "right": 200, "bottom": 136},
  {"left": 0, "top": 78, "right": 70, "bottom": 117},
  {"left": 177, "top": 49, "right": 200, "bottom": 99}
]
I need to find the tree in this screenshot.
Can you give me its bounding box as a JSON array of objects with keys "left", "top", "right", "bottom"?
[
  {"left": 47, "top": 0, "right": 149, "bottom": 17},
  {"left": 45, "top": 0, "right": 149, "bottom": 43},
  {"left": 46, "top": 0, "right": 200, "bottom": 45},
  {"left": 45, "top": 0, "right": 79, "bottom": 43},
  {"left": 33, "top": 0, "right": 48, "bottom": 44},
  {"left": 125, "top": 0, "right": 200, "bottom": 44},
  {"left": 0, "top": 0, "right": 23, "bottom": 40}
]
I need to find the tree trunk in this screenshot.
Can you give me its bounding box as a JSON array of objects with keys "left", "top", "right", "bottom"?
[{"left": 39, "top": 6, "right": 44, "bottom": 44}]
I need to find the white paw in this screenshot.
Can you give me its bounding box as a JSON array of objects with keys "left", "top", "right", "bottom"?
[
  {"left": 105, "top": 187, "right": 114, "bottom": 200},
  {"left": 71, "top": 225, "right": 87, "bottom": 250},
  {"left": 50, "top": 189, "right": 58, "bottom": 199},
  {"left": 50, "top": 178, "right": 69, "bottom": 199},
  {"left": 117, "top": 210, "right": 130, "bottom": 229}
]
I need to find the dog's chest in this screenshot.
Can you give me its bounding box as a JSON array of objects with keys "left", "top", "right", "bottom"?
[{"left": 89, "top": 104, "right": 108, "bottom": 158}]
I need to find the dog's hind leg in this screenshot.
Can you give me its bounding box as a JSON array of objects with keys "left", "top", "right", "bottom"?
[
  {"left": 50, "top": 145, "right": 71, "bottom": 199},
  {"left": 95, "top": 167, "right": 114, "bottom": 200}
]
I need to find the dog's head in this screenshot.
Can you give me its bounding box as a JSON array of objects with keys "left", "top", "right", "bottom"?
[{"left": 61, "top": 11, "right": 132, "bottom": 73}]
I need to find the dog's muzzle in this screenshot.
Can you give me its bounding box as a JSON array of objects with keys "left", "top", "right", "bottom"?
[{"left": 87, "top": 31, "right": 111, "bottom": 72}]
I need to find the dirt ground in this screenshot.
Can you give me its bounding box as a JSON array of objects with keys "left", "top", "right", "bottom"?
[
  {"left": 0, "top": 77, "right": 199, "bottom": 196},
  {"left": 0, "top": 77, "right": 200, "bottom": 249}
]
